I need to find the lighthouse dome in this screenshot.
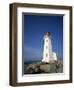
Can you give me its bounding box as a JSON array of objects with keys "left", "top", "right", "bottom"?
[
  {"left": 44, "top": 32, "right": 51, "bottom": 39},
  {"left": 45, "top": 32, "right": 51, "bottom": 36}
]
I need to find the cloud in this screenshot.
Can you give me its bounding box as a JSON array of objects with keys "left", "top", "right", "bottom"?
[{"left": 24, "top": 46, "right": 42, "bottom": 62}]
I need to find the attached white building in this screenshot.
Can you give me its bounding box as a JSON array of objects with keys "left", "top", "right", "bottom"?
[
  {"left": 53, "top": 52, "right": 57, "bottom": 61},
  {"left": 42, "top": 32, "right": 57, "bottom": 62}
]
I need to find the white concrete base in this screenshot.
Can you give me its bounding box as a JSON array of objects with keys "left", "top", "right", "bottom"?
[
  {"left": 42, "top": 52, "right": 57, "bottom": 63},
  {"left": 42, "top": 59, "right": 56, "bottom": 63}
]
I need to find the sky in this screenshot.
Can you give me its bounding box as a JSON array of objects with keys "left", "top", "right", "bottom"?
[{"left": 23, "top": 14, "right": 63, "bottom": 63}]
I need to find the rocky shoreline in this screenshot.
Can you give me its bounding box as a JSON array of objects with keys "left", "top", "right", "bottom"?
[{"left": 24, "top": 60, "right": 63, "bottom": 74}]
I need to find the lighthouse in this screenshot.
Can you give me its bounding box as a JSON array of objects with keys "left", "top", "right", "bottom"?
[{"left": 42, "top": 32, "right": 56, "bottom": 62}]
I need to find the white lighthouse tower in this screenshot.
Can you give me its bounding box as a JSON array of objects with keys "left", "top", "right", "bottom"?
[{"left": 42, "top": 32, "right": 54, "bottom": 62}]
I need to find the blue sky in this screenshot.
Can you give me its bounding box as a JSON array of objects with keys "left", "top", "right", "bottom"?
[{"left": 23, "top": 14, "right": 63, "bottom": 62}]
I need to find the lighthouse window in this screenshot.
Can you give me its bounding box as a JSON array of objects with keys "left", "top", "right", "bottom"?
[
  {"left": 46, "top": 40, "right": 48, "bottom": 42},
  {"left": 46, "top": 46, "right": 48, "bottom": 49},
  {"left": 46, "top": 53, "right": 48, "bottom": 57}
]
